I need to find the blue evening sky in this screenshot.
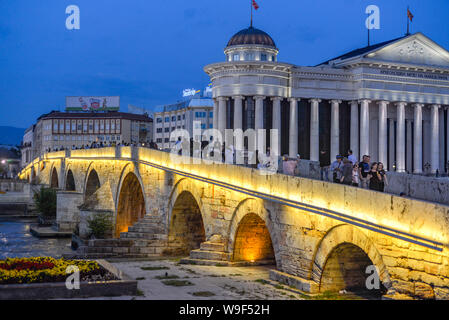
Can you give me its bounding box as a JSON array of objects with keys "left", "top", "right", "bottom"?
[{"left": 1, "top": 0, "right": 448, "bottom": 128}]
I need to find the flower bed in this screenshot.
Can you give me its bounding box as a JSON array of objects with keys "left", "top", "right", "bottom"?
[
  {"left": 0, "top": 259, "right": 137, "bottom": 300},
  {"left": 0, "top": 257, "right": 113, "bottom": 285}
]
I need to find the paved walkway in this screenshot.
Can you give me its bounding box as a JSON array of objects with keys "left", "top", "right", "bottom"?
[{"left": 79, "top": 259, "right": 307, "bottom": 300}]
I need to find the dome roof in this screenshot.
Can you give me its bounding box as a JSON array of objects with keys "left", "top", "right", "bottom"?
[{"left": 227, "top": 26, "right": 277, "bottom": 48}]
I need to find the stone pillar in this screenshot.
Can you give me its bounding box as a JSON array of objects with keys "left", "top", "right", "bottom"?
[
  {"left": 359, "top": 99, "right": 371, "bottom": 158},
  {"left": 350, "top": 101, "right": 359, "bottom": 161},
  {"left": 289, "top": 98, "right": 298, "bottom": 158},
  {"left": 310, "top": 99, "right": 321, "bottom": 161},
  {"left": 377, "top": 101, "right": 388, "bottom": 166},
  {"left": 430, "top": 104, "right": 440, "bottom": 173},
  {"left": 396, "top": 102, "right": 407, "bottom": 173},
  {"left": 233, "top": 96, "right": 244, "bottom": 131},
  {"left": 218, "top": 97, "right": 228, "bottom": 138},
  {"left": 213, "top": 98, "right": 219, "bottom": 130},
  {"left": 330, "top": 100, "right": 341, "bottom": 161},
  {"left": 413, "top": 104, "right": 423, "bottom": 174},
  {"left": 271, "top": 97, "right": 282, "bottom": 157}
]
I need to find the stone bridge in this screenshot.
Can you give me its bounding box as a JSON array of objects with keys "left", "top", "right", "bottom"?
[{"left": 19, "top": 147, "right": 449, "bottom": 299}]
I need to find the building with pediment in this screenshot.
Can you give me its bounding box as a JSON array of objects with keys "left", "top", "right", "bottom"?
[{"left": 205, "top": 27, "right": 449, "bottom": 173}]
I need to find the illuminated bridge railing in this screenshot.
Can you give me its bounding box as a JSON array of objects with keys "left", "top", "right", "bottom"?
[{"left": 20, "top": 147, "right": 449, "bottom": 251}]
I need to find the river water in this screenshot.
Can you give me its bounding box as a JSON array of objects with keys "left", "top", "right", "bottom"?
[{"left": 0, "top": 218, "right": 72, "bottom": 260}]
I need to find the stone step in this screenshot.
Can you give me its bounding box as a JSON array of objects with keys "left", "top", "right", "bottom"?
[
  {"left": 200, "top": 242, "right": 226, "bottom": 252},
  {"left": 127, "top": 226, "right": 163, "bottom": 233},
  {"left": 87, "top": 239, "right": 135, "bottom": 247},
  {"left": 179, "top": 258, "right": 233, "bottom": 266},
  {"left": 120, "top": 232, "right": 168, "bottom": 241},
  {"left": 64, "top": 252, "right": 158, "bottom": 260},
  {"left": 189, "top": 249, "right": 230, "bottom": 261}
]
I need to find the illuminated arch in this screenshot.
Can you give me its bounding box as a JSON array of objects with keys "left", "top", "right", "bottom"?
[
  {"left": 228, "top": 198, "right": 278, "bottom": 265},
  {"left": 312, "top": 224, "right": 391, "bottom": 294}
]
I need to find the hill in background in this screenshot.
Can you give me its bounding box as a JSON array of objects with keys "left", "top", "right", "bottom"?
[{"left": 0, "top": 126, "right": 25, "bottom": 146}]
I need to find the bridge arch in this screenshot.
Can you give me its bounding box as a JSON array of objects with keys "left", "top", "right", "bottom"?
[
  {"left": 84, "top": 168, "right": 101, "bottom": 198},
  {"left": 65, "top": 169, "right": 76, "bottom": 191},
  {"left": 228, "top": 198, "right": 278, "bottom": 265},
  {"left": 167, "top": 180, "right": 206, "bottom": 255},
  {"left": 312, "top": 224, "right": 391, "bottom": 295},
  {"left": 50, "top": 167, "right": 59, "bottom": 188},
  {"left": 115, "top": 164, "right": 147, "bottom": 237}
]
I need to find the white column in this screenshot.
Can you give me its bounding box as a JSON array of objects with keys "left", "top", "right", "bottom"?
[
  {"left": 406, "top": 120, "right": 413, "bottom": 172},
  {"left": 359, "top": 99, "right": 371, "bottom": 158},
  {"left": 413, "top": 104, "right": 423, "bottom": 174},
  {"left": 388, "top": 119, "right": 396, "bottom": 171},
  {"left": 396, "top": 102, "right": 406, "bottom": 173},
  {"left": 271, "top": 97, "right": 282, "bottom": 157},
  {"left": 350, "top": 101, "right": 359, "bottom": 161},
  {"left": 309, "top": 99, "right": 321, "bottom": 161},
  {"left": 233, "top": 96, "right": 244, "bottom": 130},
  {"left": 447, "top": 107, "right": 449, "bottom": 173},
  {"left": 218, "top": 97, "right": 228, "bottom": 138},
  {"left": 378, "top": 101, "right": 388, "bottom": 166},
  {"left": 330, "top": 100, "right": 341, "bottom": 161},
  {"left": 254, "top": 96, "right": 266, "bottom": 152},
  {"left": 213, "top": 98, "right": 219, "bottom": 130},
  {"left": 289, "top": 98, "right": 298, "bottom": 158},
  {"left": 254, "top": 96, "right": 265, "bottom": 131},
  {"left": 233, "top": 96, "right": 244, "bottom": 152},
  {"left": 430, "top": 104, "right": 440, "bottom": 173}
]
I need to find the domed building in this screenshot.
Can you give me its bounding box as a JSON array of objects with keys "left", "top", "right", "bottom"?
[
  {"left": 205, "top": 26, "right": 449, "bottom": 174},
  {"left": 224, "top": 26, "right": 278, "bottom": 62}
]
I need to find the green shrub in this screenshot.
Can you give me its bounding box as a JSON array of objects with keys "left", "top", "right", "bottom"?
[
  {"left": 87, "top": 212, "right": 113, "bottom": 239},
  {"left": 33, "top": 187, "right": 56, "bottom": 217}
]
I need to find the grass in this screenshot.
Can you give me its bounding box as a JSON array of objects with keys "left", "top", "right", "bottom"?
[
  {"left": 154, "top": 274, "right": 180, "bottom": 280},
  {"left": 214, "top": 263, "right": 227, "bottom": 267},
  {"left": 191, "top": 291, "right": 216, "bottom": 297},
  {"left": 135, "top": 277, "right": 146, "bottom": 281},
  {"left": 162, "top": 280, "right": 195, "bottom": 287},
  {"left": 140, "top": 266, "right": 170, "bottom": 271},
  {"left": 255, "top": 279, "right": 269, "bottom": 285},
  {"left": 135, "top": 289, "right": 145, "bottom": 297},
  {"left": 274, "top": 284, "right": 285, "bottom": 290},
  {"left": 296, "top": 291, "right": 355, "bottom": 300}
]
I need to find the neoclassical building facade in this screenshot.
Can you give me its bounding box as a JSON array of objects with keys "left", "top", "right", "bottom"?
[{"left": 205, "top": 27, "right": 449, "bottom": 173}]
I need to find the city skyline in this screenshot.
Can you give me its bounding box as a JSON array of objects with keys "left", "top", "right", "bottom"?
[{"left": 1, "top": 0, "right": 449, "bottom": 128}]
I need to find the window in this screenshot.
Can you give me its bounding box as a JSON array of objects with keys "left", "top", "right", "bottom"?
[
  {"left": 165, "top": 117, "right": 170, "bottom": 122},
  {"left": 111, "top": 122, "right": 115, "bottom": 130},
  {"left": 54, "top": 123, "right": 58, "bottom": 131},
  {"left": 244, "top": 52, "right": 255, "bottom": 61},
  {"left": 271, "top": 55, "right": 275, "bottom": 62},
  {"left": 157, "top": 118, "right": 163, "bottom": 123},
  {"left": 177, "top": 115, "right": 181, "bottom": 121},
  {"left": 171, "top": 127, "right": 176, "bottom": 132},
  {"left": 171, "top": 116, "right": 176, "bottom": 122},
  {"left": 201, "top": 124, "right": 206, "bottom": 129},
  {"left": 261, "top": 53, "right": 267, "bottom": 61},
  {"left": 164, "top": 128, "right": 170, "bottom": 133},
  {"left": 66, "top": 123, "right": 70, "bottom": 131},
  {"left": 156, "top": 138, "right": 162, "bottom": 143},
  {"left": 72, "top": 122, "right": 76, "bottom": 131},
  {"left": 233, "top": 54, "right": 240, "bottom": 61},
  {"left": 209, "top": 112, "right": 213, "bottom": 118},
  {"left": 157, "top": 128, "right": 163, "bottom": 133},
  {"left": 164, "top": 138, "right": 169, "bottom": 143},
  {"left": 183, "top": 114, "right": 185, "bottom": 120}
]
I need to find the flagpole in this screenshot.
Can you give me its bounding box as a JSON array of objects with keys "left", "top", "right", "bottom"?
[
  {"left": 407, "top": 6, "right": 410, "bottom": 35},
  {"left": 251, "top": 0, "right": 253, "bottom": 27}
]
